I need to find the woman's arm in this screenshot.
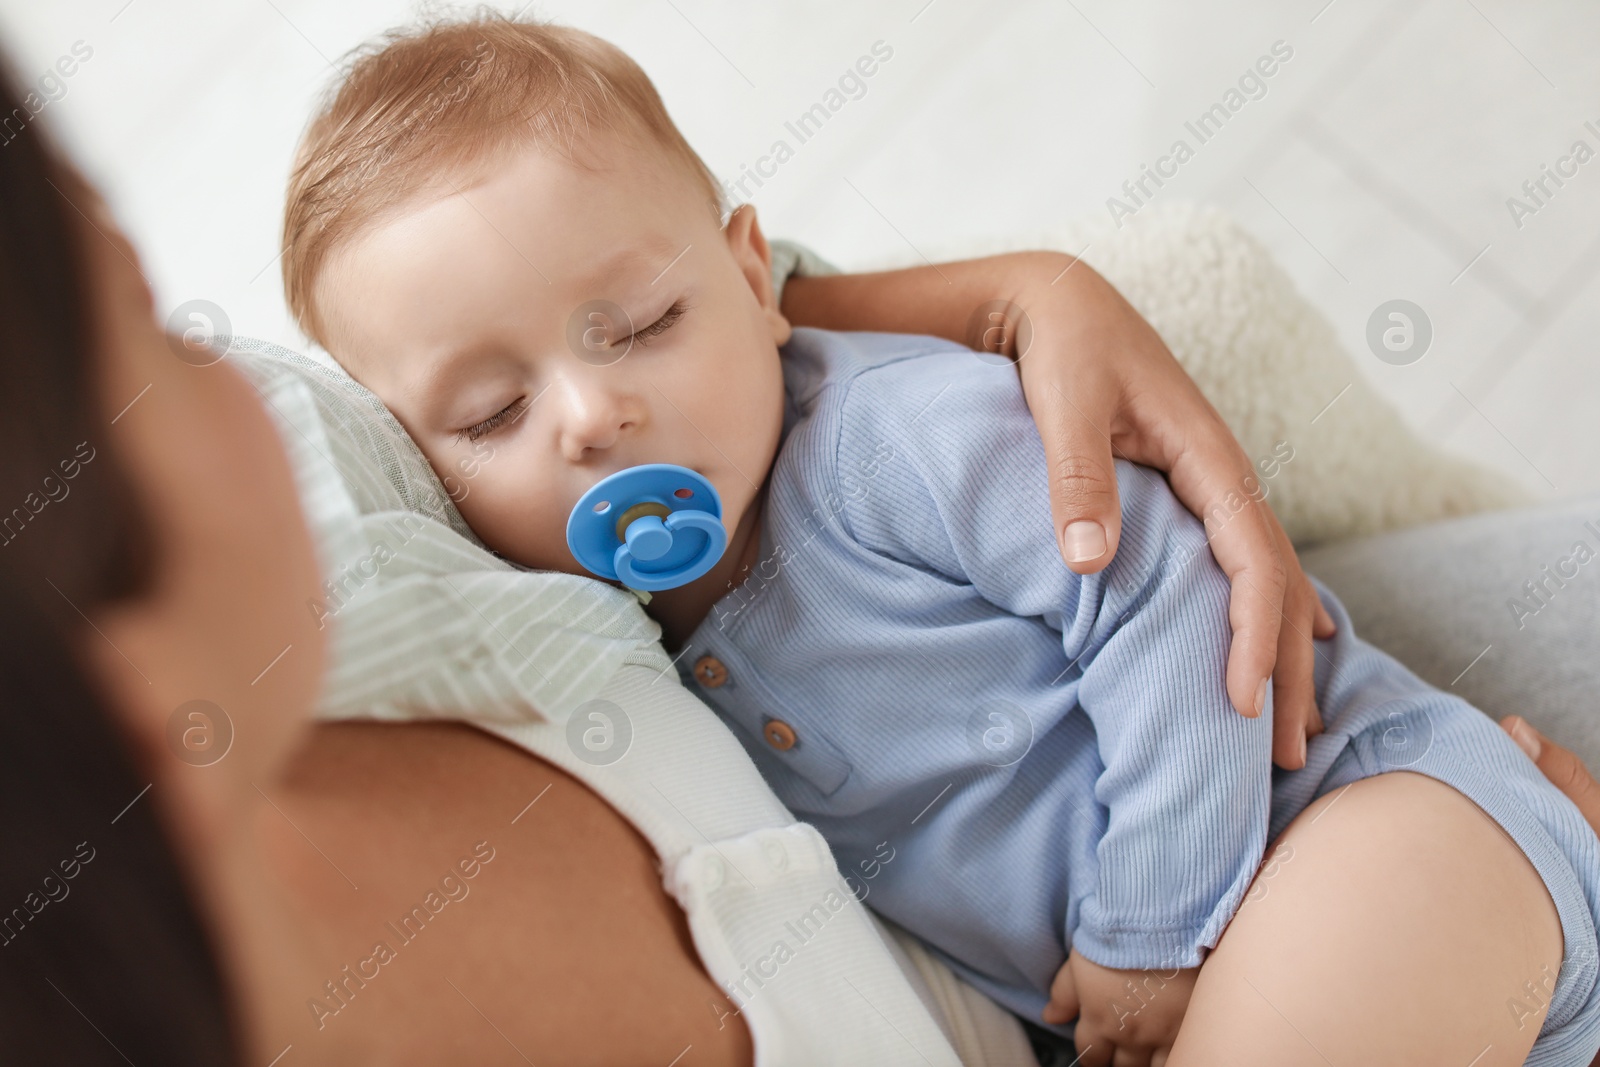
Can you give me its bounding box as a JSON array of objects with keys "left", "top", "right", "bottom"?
[
  {"left": 781, "top": 252, "right": 1335, "bottom": 771},
  {"left": 273, "top": 721, "right": 752, "bottom": 1067}
]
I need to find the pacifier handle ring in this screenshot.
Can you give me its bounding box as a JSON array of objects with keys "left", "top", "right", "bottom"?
[
  {"left": 622, "top": 513, "right": 674, "bottom": 562},
  {"left": 612, "top": 508, "right": 727, "bottom": 591},
  {"left": 664, "top": 509, "right": 726, "bottom": 542}
]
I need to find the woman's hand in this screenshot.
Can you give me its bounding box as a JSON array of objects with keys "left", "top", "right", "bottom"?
[
  {"left": 1009, "top": 256, "right": 1335, "bottom": 769},
  {"left": 1504, "top": 716, "right": 1600, "bottom": 827},
  {"left": 781, "top": 250, "right": 1333, "bottom": 769}
]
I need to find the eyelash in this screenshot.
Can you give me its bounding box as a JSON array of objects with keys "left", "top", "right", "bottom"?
[
  {"left": 453, "top": 302, "right": 687, "bottom": 443},
  {"left": 457, "top": 396, "right": 530, "bottom": 444},
  {"left": 627, "top": 300, "right": 688, "bottom": 346}
]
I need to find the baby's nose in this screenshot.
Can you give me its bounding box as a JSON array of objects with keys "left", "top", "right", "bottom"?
[{"left": 556, "top": 374, "right": 640, "bottom": 461}]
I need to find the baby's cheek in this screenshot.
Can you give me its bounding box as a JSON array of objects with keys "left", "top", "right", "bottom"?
[{"left": 451, "top": 464, "right": 577, "bottom": 573}]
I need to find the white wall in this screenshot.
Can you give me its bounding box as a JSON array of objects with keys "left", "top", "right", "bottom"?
[{"left": 2, "top": 0, "right": 1595, "bottom": 497}]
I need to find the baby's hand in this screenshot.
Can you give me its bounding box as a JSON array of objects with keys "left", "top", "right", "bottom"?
[{"left": 1041, "top": 947, "right": 1198, "bottom": 1067}]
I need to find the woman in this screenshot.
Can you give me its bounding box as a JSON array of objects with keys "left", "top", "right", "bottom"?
[{"left": 1, "top": 62, "right": 1595, "bottom": 1065}]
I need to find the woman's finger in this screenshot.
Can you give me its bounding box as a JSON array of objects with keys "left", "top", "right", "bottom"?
[
  {"left": 1266, "top": 575, "right": 1319, "bottom": 769},
  {"left": 1294, "top": 562, "right": 1330, "bottom": 733},
  {"left": 1272, "top": 518, "right": 1328, "bottom": 754},
  {"left": 1013, "top": 266, "right": 1328, "bottom": 724},
  {"left": 1287, "top": 587, "right": 1328, "bottom": 745},
  {"left": 1141, "top": 413, "right": 1284, "bottom": 706},
  {"left": 1019, "top": 360, "right": 1125, "bottom": 575},
  {"left": 1213, "top": 498, "right": 1289, "bottom": 722},
  {"left": 1501, "top": 717, "right": 1600, "bottom": 828},
  {"left": 1312, "top": 593, "right": 1336, "bottom": 639},
  {"left": 1157, "top": 419, "right": 1323, "bottom": 725}
]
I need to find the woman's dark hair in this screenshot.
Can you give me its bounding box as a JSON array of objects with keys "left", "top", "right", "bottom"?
[{"left": 0, "top": 61, "right": 238, "bottom": 1064}]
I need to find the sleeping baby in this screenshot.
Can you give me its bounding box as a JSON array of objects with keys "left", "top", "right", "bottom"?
[{"left": 278, "top": 15, "right": 1600, "bottom": 1063}]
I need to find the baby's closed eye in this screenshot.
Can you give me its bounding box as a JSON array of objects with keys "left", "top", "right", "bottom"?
[
  {"left": 625, "top": 299, "right": 689, "bottom": 347},
  {"left": 457, "top": 395, "right": 531, "bottom": 443}
]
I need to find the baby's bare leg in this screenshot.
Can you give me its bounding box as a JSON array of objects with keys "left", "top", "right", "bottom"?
[{"left": 1166, "top": 771, "right": 1563, "bottom": 1066}]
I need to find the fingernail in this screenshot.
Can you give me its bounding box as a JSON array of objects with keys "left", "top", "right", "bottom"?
[
  {"left": 1252, "top": 678, "right": 1268, "bottom": 718},
  {"left": 1062, "top": 520, "right": 1106, "bottom": 563},
  {"left": 1510, "top": 718, "right": 1542, "bottom": 762},
  {"left": 1298, "top": 730, "right": 1307, "bottom": 765}
]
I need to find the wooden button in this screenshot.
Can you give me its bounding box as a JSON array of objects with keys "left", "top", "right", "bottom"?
[
  {"left": 692, "top": 655, "right": 728, "bottom": 688},
  {"left": 764, "top": 720, "right": 798, "bottom": 751}
]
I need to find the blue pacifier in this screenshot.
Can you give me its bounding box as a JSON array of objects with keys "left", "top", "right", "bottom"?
[{"left": 566, "top": 464, "right": 728, "bottom": 591}]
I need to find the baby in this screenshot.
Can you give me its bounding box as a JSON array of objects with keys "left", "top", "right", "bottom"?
[{"left": 280, "top": 16, "right": 1600, "bottom": 1062}]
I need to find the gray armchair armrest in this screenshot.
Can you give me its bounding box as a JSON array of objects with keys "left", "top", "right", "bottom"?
[{"left": 1302, "top": 494, "right": 1600, "bottom": 770}]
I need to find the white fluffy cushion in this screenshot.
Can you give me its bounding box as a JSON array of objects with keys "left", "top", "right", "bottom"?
[{"left": 822, "top": 202, "right": 1521, "bottom": 547}]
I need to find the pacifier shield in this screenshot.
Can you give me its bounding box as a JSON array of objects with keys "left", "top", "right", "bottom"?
[{"left": 566, "top": 464, "right": 728, "bottom": 591}]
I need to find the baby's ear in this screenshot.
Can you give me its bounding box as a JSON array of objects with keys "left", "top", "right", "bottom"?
[{"left": 724, "top": 203, "right": 792, "bottom": 345}]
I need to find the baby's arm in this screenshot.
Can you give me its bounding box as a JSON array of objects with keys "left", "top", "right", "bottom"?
[
  {"left": 1068, "top": 464, "right": 1273, "bottom": 963},
  {"left": 1036, "top": 466, "right": 1273, "bottom": 1061},
  {"left": 836, "top": 354, "right": 1272, "bottom": 997}
]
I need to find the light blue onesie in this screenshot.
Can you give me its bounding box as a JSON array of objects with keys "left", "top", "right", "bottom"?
[{"left": 677, "top": 327, "right": 1600, "bottom": 1062}]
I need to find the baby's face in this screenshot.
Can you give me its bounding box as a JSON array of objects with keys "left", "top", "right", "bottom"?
[{"left": 316, "top": 133, "right": 787, "bottom": 578}]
